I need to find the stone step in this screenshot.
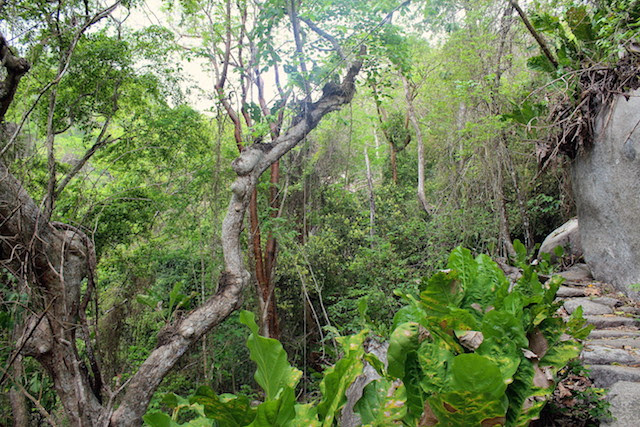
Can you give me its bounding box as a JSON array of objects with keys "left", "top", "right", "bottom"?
[
  {"left": 591, "top": 297, "right": 625, "bottom": 308},
  {"left": 587, "top": 338, "right": 640, "bottom": 349},
  {"left": 556, "top": 264, "right": 593, "bottom": 282},
  {"left": 620, "top": 306, "right": 640, "bottom": 315},
  {"left": 589, "top": 329, "right": 640, "bottom": 339},
  {"left": 581, "top": 345, "right": 640, "bottom": 365},
  {"left": 564, "top": 298, "right": 614, "bottom": 315},
  {"left": 557, "top": 286, "right": 587, "bottom": 297},
  {"left": 587, "top": 365, "right": 640, "bottom": 388},
  {"left": 559, "top": 280, "right": 591, "bottom": 287},
  {"left": 584, "top": 315, "right": 639, "bottom": 329},
  {"left": 601, "top": 381, "right": 640, "bottom": 427}
]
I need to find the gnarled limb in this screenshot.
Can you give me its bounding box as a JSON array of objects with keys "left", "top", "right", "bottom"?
[
  {"left": 0, "top": 32, "right": 30, "bottom": 123},
  {"left": 109, "top": 50, "right": 365, "bottom": 426},
  {"left": 0, "top": 159, "right": 104, "bottom": 425}
]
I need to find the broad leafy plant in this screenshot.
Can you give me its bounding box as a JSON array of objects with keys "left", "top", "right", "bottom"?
[
  {"left": 143, "top": 311, "right": 369, "bottom": 426},
  {"left": 528, "top": 0, "right": 640, "bottom": 72},
  {"left": 359, "top": 247, "right": 591, "bottom": 426}
]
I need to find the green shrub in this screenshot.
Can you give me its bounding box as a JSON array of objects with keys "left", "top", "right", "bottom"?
[{"left": 361, "top": 247, "right": 592, "bottom": 426}]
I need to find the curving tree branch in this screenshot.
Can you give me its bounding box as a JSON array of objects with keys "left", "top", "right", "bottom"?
[
  {"left": 109, "top": 48, "right": 365, "bottom": 426},
  {"left": 0, "top": 32, "right": 30, "bottom": 123}
]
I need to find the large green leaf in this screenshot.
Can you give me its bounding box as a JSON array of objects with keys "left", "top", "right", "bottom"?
[
  {"left": 417, "top": 340, "right": 454, "bottom": 394},
  {"left": 428, "top": 354, "right": 508, "bottom": 426},
  {"left": 505, "top": 357, "right": 549, "bottom": 427},
  {"left": 316, "top": 330, "right": 367, "bottom": 426},
  {"left": 477, "top": 310, "right": 527, "bottom": 384},
  {"left": 189, "top": 386, "right": 256, "bottom": 426},
  {"left": 143, "top": 412, "right": 177, "bottom": 427},
  {"left": 391, "top": 303, "right": 425, "bottom": 331},
  {"left": 447, "top": 247, "right": 476, "bottom": 293},
  {"left": 353, "top": 378, "right": 406, "bottom": 425},
  {"left": 387, "top": 322, "right": 420, "bottom": 378},
  {"left": 290, "top": 404, "right": 321, "bottom": 426},
  {"left": 565, "top": 305, "right": 594, "bottom": 340},
  {"left": 441, "top": 307, "right": 479, "bottom": 332},
  {"left": 461, "top": 254, "right": 509, "bottom": 313},
  {"left": 505, "top": 308, "right": 587, "bottom": 426},
  {"left": 238, "top": 311, "right": 302, "bottom": 401},
  {"left": 248, "top": 387, "right": 296, "bottom": 427},
  {"left": 419, "top": 271, "right": 463, "bottom": 315}
]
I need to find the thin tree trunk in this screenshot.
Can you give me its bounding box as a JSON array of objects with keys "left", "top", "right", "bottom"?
[
  {"left": 8, "top": 276, "right": 30, "bottom": 426},
  {"left": 0, "top": 8, "right": 365, "bottom": 424},
  {"left": 402, "top": 75, "right": 432, "bottom": 214},
  {"left": 494, "top": 151, "right": 516, "bottom": 258},
  {"left": 509, "top": 0, "right": 558, "bottom": 69},
  {"left": 364, "top": 146, "right": 376, "bottom": 247},
  {"left": 505, "top": 144, "right": 533, "bottom": 248},
  {"left": 390, "top": 147, "right": 398, "bottom": 184}
]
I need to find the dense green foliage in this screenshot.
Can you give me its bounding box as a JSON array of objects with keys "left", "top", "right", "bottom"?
[
  {"left": 1, "top": 0, "right": 634, "bottom": 423},
  {"left": 143, "top": 248, "right": 590, "bottom": 426},
  {"left": 379, "top": 247, "right": 591, "bottom": 425},
  {"left": 143, "top": 311, "right": 369, "bottom": 426}
]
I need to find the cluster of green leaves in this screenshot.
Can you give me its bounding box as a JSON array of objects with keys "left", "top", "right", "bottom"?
[
  {"left": 362, "top": 247, "right": 592, "bottom": 426},
  {"left": 529, "top": 0, "right": 640, "bottom": 72},
  {"left": 136, "top": 282, "right": 196, "bottom": 323},
  {"left": 381, "top": 111, "right": 412, "bottom": 152},
  {"left": 143, "top": 311, "right": 369, "bottom": 426}
]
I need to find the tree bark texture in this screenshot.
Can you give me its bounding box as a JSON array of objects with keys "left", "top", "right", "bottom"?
[
  {"left": 364, "top": 146, "right": 376, "bottom": 247},
  {"left": 0, "top": 160, "right": 104, "bottom": 424},
  {"left": 112, "top": 53, "right": 363, "bottom": 424},
  {"left": 9, "top": 355, "right": 29, "bottom": 426},
  {"left": 0, "top": 32, "right": 30, "bottom": 122}
]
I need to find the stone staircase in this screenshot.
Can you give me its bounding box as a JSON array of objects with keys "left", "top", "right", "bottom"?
[{"left": 555, "top": 264, "right": 640, "bottom": 426}]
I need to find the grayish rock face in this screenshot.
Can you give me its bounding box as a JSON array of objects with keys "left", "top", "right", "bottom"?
[
  {"left": 602, "top": 381, "right": 640, "bottom": 427},
  {"left": 556, "top": 263, "right": 593, "bottom": 283},
  {"left": 537, "top": 217, "right": 582, "bottom": 261},
  {"left": 590, "top": 366, "right": 640, "bottom": 388},
  {"left": 572, "top": 89, "right": 640, "bottom": 299},
  {"left": 581, "top": 345, "right": 640, "bottom": 365}
]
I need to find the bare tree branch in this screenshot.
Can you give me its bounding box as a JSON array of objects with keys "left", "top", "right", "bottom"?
[
  {"left": 0, "top": 32, "right": 30, "bottom": 123},
  {"left": 299, "top": 16, "right": 346, "bottom": 61},
  {"left": 0, "top": 1, "right": 122, "bottom": 157},
  {"left": 509, "top": 0, "right": 558, "bottom": 69}
]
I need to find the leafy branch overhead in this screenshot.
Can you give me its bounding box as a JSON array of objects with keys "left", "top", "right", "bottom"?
[{"left": 507, "top": 0, "right": 640, "bottom": 166}]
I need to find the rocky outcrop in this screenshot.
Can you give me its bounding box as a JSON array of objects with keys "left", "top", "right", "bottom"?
[
  {"left": 537, "top": 217, "right": 582, "bottom": 261},
  {"left": 572, "top": 88, "right": 640, "bottom": 299}
]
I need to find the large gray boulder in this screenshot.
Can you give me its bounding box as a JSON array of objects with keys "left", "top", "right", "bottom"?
[
  {"left": 537, "top": 217, "right": 582, "bottom": 261},
  {"left": 572, "top": 88, "right": 640, "bottom": 299}
]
